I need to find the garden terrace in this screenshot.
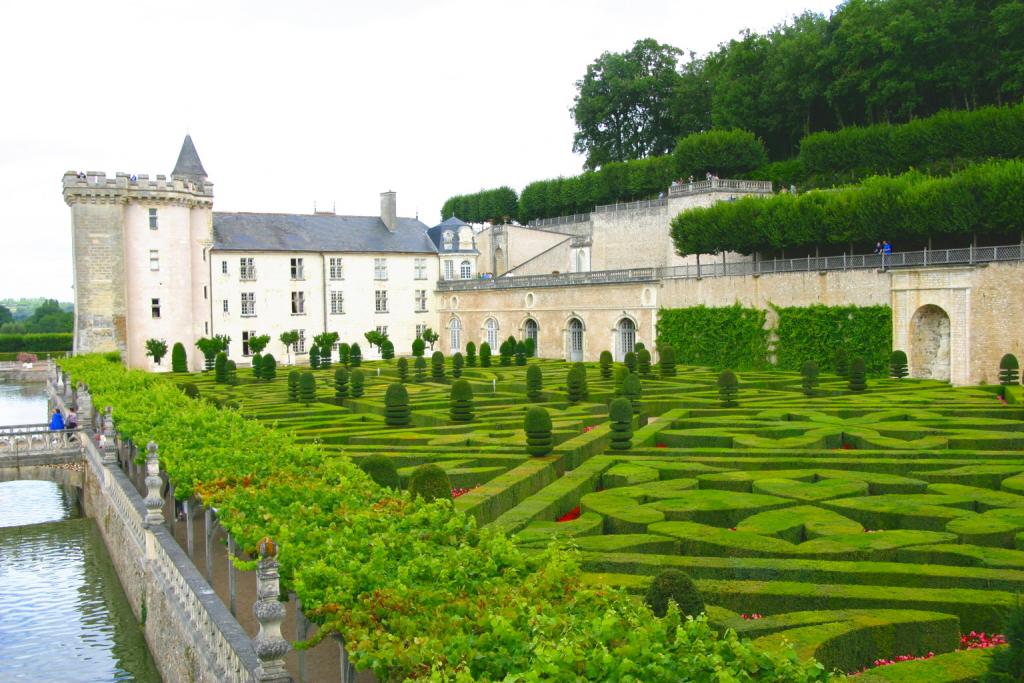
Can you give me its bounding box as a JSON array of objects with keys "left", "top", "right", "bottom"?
[{"left": 63, "top": 354, "right": 1024, "bottom": 680}]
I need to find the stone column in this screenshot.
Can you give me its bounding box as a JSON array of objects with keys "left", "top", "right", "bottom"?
[
  {"left": 143, "top": 441, "right": 165, "bottom": 527},
  {"left": 77, "top": 383, "right": 93, "bottom": 428},
  {"left": 253, "top": 538, "right": 291, "bottom": 683},
  {"left": 101, "top": 407, "right": 116, "bottom": 465},
  {"left": 62, "top": 372, "right": 72, "bottom": 401}
]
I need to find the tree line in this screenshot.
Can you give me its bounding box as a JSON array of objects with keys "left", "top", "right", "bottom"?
[{"left": 572, "top": 0, "right": 1024, "bottom": 169}]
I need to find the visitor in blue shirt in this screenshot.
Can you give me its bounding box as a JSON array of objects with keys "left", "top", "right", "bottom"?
[{"left": 49, "top": 408, "right": 65, "bottom": 431}]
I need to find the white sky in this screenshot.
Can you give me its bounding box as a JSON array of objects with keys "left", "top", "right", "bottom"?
[{"left": 0, "top": 0, "right": 838, "bottom": 301}]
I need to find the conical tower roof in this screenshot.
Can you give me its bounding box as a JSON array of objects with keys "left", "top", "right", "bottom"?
[{"left": 171, "top": 134, "right": 207, "bottom": 179}]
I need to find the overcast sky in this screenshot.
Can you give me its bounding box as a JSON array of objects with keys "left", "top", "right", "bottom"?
[{"left": 1, "top": 0, "right": 839, "bottom": 302}]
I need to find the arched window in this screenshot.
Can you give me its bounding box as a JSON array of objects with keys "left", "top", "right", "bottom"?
[
  {"left": 617, "top": 318, "right": 636, "bottom": 361},
  {"left": 576, "top": 249, "right": 587, "bottom": 273},
  {"left": 524, "top": 318, "right": 539, "bottom": 355},
  {"left": 442, "top": 231, "right": 454, "bottom": 250},
  {"left": 449, "top": 318, "right": 461, "bottom": 352},
  {"left": 568, "top": 318, "right": 584, "bottom": 362},
  {"left": 460, "top": 260, "right": 472, "bottom": 279},
  {"left": 485, "top": 318, "right": 499, "bottom": 349}
]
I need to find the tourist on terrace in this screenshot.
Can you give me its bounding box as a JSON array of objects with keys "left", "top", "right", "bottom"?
[
  {"left": 49, "top": 408, "right": 65, "bottom": 431},
  {"left": 874, "top": 241, "right": 882, "bottom": 254},
  {"left": 66, "top": 408, "right": 78, "bottom": 429}
]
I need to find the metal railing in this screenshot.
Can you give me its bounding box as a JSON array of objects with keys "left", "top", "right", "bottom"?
[
  {"left": 437, "top": 243, "right": 1024, "bottom": 291},
  {"left": 668, "top": 178, "right": 774, "bottom": 197},
  {"left": 593, "top": 197, "right": 668, "bottom": 214},
  {"left": 527, "top": 213, "right": 591, "bottom": 228}
]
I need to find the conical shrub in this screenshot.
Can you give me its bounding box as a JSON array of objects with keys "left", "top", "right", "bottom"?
[
  {"left": 614, "top": 365, "right": 629, "bottom": 395},
  {"left": 514, "top": 341, "right": 527, "bottom": 366},
  {"left": 524, "top": 406, "right": 554, "bottom": 457},
  {"left": 215, "top": 352, "right": 228, "bottom": 383},
  {"left": 350, "top": 343, "right": 363, "bottom": 367},
  {"left": 479, "top": 342, "right": 492, "bottom": 367},
  {"left": 718, "top": 370, "right": 739, "bottom": 407},
  {"left": 299, "top": 371, "right": 316, "bottom": 404},
  {"left": 350, "top": 369, "right": 365, "bottom": 398},
  {"left": 408, "top": 464, "right": 451, "bottom": 502},
  {"left": 358, "top": 455, "right": 400, "bottom": 490},
  {"left": 261, "top": 354, "right": 276, "bottom": 380},
  {"left": 465, "top": 341, "right": 477, "bottom": 366},
  {"left": 171, "top": 342, "right": 188, "bottom": 373},
  {"left": 397, "top": 357, "right": 409, "bottom": 382},
  {"left": 622, "top": 372, "right": 642, "bottom": 415},
  {"left": 599, "top": 350, "right": 613, "bottom": 379},
  {"left": 834, "top": 348, "right": 849, "bottom": 378},
  {"left": 452, "top": 352, "right": 464, "bottom": 378},
  {"left": 334, "top": 367, "right": 349, "bottom": 398},
  {"left": 566, "top": 364, "right": 588, "bottom": 404},
  {"left": 252, "top": 352, "right": 263, "bottom": 379},
  {"left": 384, "top": 383, "right": 410, "bottom": 426},
  {"left": 644, "top": 569, "right": 704, "bottom": 618},
  {"left": 801, "top": 361, "right": 819, "bottom": 397},
  {"left": 637, "top": 349, "right": 652, "bottom": 376},
  {"left": 890, "top": 350, "right": 909, "bottom": 379},
  {"left": 848, "top": 357, "right": 867, "bottom": 392},
  {"left": 624, "top": 351, "right": 637, "bottom": 374},
  {"left": 608, "top": 397, "right": 633, "bottom": 451},
  {"left": 431, "top": 351, "right": 446, "bottom": 380},
  {"left": 526, "top": 364, "right": 543, "bottom": 401},
  {"left": 658, "top": 344, "right": 676, "bottom": 377},
  {"left": 309, "top": 344, "right": 320, "bottom": 370},
  {"left": 381, "top": 339, "right": 394, "bottom": 360},
  {"left": 414, "top": 356, "right": 427, "bottom": 383},
  {"left": 288, "top": 370, "right": 300, "bottom": 402},
  {"left": 449, "top": 379, "right": 474, "bottom": 422}
]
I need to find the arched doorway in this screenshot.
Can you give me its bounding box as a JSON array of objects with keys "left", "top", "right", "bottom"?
[
  {"left": 524, "top": 319, "right": 539, "bottom": 355},
  {"left": 567, "top": 318, "right": 584, "bottom": 362},
  {"left": 494, "top": 248, "right": 507, "bottom": 275},
  {"left": 616, "top": 318, "right": 636, "bottom": 361},
  {"left": 485, "top": 318, "right": 499, "bottom": 350},
  {"left": 449, "top": 318, "right": 461, "bottom": 352},
  {"left": 910, "top": 304, "right": 951, "bottom": 381}
]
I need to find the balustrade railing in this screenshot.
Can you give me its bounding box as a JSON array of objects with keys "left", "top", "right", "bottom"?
[
  {"left": 0, "top": 426, "right": 81, "bottom": 455},
  {"left": 526, "top": 213, "right": 591, "bottom": 228},
  {"left": 437, "top": 243, "right": 1024, "bottom": 292},
  {"left": 593, "top": 197, "right": 667, "bottom": 213},
  {"left": 667, "top": 178, "right": 774, "bottom": 197}
]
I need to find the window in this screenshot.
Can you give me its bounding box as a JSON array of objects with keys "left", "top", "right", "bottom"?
[
  {"left": 414, "top": 258, "right": 427, "bottom": 280},
  {"left": 485, "top": 318, "right": 498, "bottom": 348},
  {"left": 148, "top": 208, "right": 158, "bottom": 229},
  {"left": 442, "top": 231, "right": 454, "bottom": 250},
  {"left": 460, "top": 260, "right": 471, "bottom": 279},
  {"left": 290, "top": 257, "right": 304, "bottom": 280},
  {"left": 295, "top": 329, "right": 306, "bottom": 354},
  {"left": 241, "top": 292, "right": 255, "bottom": 317},
  {"left": 416, "top": 323, "right": 428, "bottom": 338},
  {"left": 330, "top": 290, "right": 344, "bottom": 314},
  {"left": 374, "top": 258, "right": 388, "bottom": 280},
  {"left": 151, "top": 298, "right": 160, "bottom": 318},
  {"left": 449, "top": 318, "right": 461, "bottom": 352},
  {"left": 375, "top": 290, "right": 388, "bottom": 313},
  {"left": 525, "top": 318, "right": 539, "bottom": 353},
  {"left": 291, "top": 291, "right": 306, "bottom": 315},
  {"left": 149, "top": 250, "right": 159, "bottom": 271},
  {"left": 222, "top": 299, "right": 229, "bottom": 313},
  {"left": 376, "top": 325, "right": 388, "bottom": 337},
  {"left": 221, "top": 260, "right": 228, "bottom": 275},
  {"left": 241, "top": 330, "right": 256, "bottom": 356},
  {"left": 444, "top": 260, "right": 454, "bottom": 280},
  {"left": 240, "top": 257, "right": 256, "bottom": 280},
  {"left": 329, "top": 257, "right": 344, "bottom": 280},
  {"left": 415, "top": 289, "right": 427, "bottom": 312}
]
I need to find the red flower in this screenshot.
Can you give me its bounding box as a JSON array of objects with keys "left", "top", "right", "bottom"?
[{"left": 557, "top": 506, "right": 581, "bottom": 522}]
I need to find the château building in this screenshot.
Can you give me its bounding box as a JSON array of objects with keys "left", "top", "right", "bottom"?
[{"left": 64, "top": 136, "right": 1024, "bottom": 384}]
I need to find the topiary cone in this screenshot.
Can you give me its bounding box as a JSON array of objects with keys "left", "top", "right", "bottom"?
[
  {"left": 608, "top": 397, "right": 633, "bottom": 451},
  {"left": 449, "top": 379, "right": 474, "bottom": 422},
  {"left": 524, "top": 406, "right": 553, "bottom": 456},
  {"left": 384, "top": 382, "right": 410, "bottom": 426}
]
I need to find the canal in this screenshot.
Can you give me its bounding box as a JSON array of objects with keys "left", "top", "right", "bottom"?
[{"left": 0, "top": 381, "right": 161, "bottom": 682}]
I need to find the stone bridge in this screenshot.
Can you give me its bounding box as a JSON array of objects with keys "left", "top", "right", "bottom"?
[{"left": 0, "top": 423, "right": 86, "bottom": 487}]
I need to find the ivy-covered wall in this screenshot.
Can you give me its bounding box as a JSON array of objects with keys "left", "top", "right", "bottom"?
[
  {"left": 773, "top": 304, "right": 893, "bottom": 376},
  {"left": 656, "top": 304, "right": 892, "bottom": 375},
  {"left": 656, "top": 305, "right": 769, "bottom": 370}
]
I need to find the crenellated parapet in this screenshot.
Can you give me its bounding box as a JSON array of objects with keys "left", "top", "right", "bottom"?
[{"left": 62, "top": 170, "right": 213, "bottom": 208}]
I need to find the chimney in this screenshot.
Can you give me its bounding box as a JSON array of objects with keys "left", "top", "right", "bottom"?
[{"left": 380, "top": 191, "right": 397, "bottom": 232}]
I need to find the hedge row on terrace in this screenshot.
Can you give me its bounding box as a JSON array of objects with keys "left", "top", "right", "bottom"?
[
  {"left": 0, "top": 333, "right": 73, "bottom": 352},
  {"left": 671, "top": 159, "right": 1024, "bottom": 257},
  {"left": 59, "top": 355, "right": 827, "bottom": 682}
]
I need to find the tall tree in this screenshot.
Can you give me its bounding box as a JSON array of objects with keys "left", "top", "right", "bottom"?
[{"left": 571, "top": 38, "right": 685, "bottom": 170}]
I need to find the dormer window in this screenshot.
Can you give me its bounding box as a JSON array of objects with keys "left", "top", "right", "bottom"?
[{"left": 443, "top": 231, "right": 454, "bottom": 250}]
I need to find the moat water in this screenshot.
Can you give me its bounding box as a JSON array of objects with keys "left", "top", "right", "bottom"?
[{"left": 0, "top": 382, "right": 160, "bottom": 682}]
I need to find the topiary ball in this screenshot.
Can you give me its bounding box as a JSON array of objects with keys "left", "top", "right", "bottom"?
[
  {"left": 644, "top": 569, "right": 705, "bottom": 618},
  {"left": 359, "top": 455, "right": 401, "bottom": 490},
  {"left": 408, "top": 464, "right": 451, "bottom": 503}
]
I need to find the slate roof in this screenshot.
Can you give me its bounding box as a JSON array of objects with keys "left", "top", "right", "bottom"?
[
  {"left": 212, "top": 212, "right": 438, "bottom": 254},
  {"left": 428, "top": 216, "right": 478, "bottom": 253},
  {"left": 172, "top": 135, "right": 208, "bottom": 179}
]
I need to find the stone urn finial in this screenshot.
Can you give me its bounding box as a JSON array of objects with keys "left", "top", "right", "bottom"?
[
  {"left": 143, "top": 441, "right": 164, "bottom": 526},
  {"left": 254, "top": 537, "right": 291, "bottom": 682}
]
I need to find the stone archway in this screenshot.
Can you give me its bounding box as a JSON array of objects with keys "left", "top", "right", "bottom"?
[{"left": 910, "top": 304, "right": 951, "bottom": 381}]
